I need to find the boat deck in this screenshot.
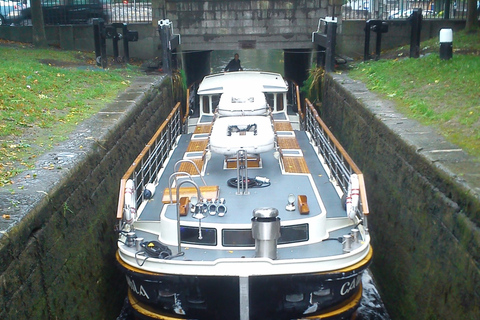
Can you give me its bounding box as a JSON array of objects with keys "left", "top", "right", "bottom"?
[
  {"left": 139, "top": 115, "right": 346, "bottom": 223},
  {"left": 117, "top": 73, "right": 372, "bottom": 320},
  {"left": 129, "top": 112, "right": 361, "bottom": 263}
]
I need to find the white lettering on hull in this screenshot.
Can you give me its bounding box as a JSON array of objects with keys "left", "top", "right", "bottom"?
[
  {"left": 340, "top": 275, "right": 362, "bottom": 296},
  {"left": 126, "top": 276, "right": 150, "bottom": 300}
]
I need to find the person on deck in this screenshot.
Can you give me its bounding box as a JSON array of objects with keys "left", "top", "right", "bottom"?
[{"left": 224, "top": 53, "right": 243, "bottom": 72}]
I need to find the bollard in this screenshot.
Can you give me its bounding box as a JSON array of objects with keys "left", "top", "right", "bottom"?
[
  {"left": 364, "top": 20, "right": 389, "bottom": 61},
  {"left": 112, "top": 23, "right": 139, "bottom": 63},
  {"left": 93, "top": 18, "right": 107, "bottom": 68},
  {"left": 439, "top": 28, "right": 453, "bottom": 60},
  {"left": 409, "top": 9, "right": 422, "bottom": 58},
  {"left": 158, "top": 19, "right": 173, "bottom": 74},
  {"left": 312, "top": 17, "right": 337, "bottom": 72},
  {"left": 251, "top": 207, "right": 281, "bottom": 259},
  {"left": 92, "top": 20, "right": 138, "bottom": 68},
  {"left": 158, "top": 19, "right": 182, "bottom": 74}
]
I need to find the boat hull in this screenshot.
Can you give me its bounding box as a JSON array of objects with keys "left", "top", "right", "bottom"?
[{"left": 117, "top": 250, "right": 371, "bottom": 320}]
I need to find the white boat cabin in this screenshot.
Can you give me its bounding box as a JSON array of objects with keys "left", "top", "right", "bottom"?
[{"left": 196, "top": 71, "right": 288, "bottom": 117}]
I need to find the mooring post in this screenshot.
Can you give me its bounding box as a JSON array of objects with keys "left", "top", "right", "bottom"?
[
  {"left": 409, "top": 8, "right": 422, "bottom": 58},
  {"left": 158, "top": 19, "right": 173, "bottom": 74},
  {"left": 364, "top": 20, "right": 389, "bottom": 61},
  {"left": 312, "top": 17, "right": 337, "bottom": 72},
  {"left": 111, "top": 24, "right": 121, "bottom": 62},
  {"left": 158, "top": 19, "right": 181, "bottom": 74},
  {"left": 93, "top": 18, "right": 107, "bottom": 68}
]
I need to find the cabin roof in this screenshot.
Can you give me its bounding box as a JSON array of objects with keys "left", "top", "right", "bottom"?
[{"left": 197, "top": 71, "right": 288, "bottom": 95}]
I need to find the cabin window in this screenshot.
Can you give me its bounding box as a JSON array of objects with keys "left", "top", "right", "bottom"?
[
  {"left": 276, "top": 93, "right": 284, "bottom": 112},
  {"left": 202, "top": 96, "right": 210, "bottom": 114},
  {"left": 264, "top": 93, "right": 285, "bottom": 112},
  {"left": 181, "top": 226, "right": 217, "bottom": 246},
  {"left": 212, "top": 95, "right": 220, "bottom": 112},
  {"left": 202, "top": 95, "right": 221, "bottom": 114},
  {"left": 278, "top": 224, "right": 309, "bottom": 244},
  {"left": 222, "top": 229, "right": 255, "bottom": 247},
  {"left": 222, "top": 224, "right": 309, "bottom": 247},
  {"left": 265, "top": 93, "right": 274, "bottom": 111}
]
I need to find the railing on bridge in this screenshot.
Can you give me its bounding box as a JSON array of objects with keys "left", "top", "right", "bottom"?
[
  {"left": 2, "top": 0, "right": 474, "bottom": 26},
  {"left": 342, "top": 0, "right": 471, "bottom": 20}
]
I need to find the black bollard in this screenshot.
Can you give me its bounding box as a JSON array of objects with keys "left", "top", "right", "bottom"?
[
  {"left": 158, "top": 19, "right": 173, "bottom": 75},
  {"left": 93, "top": 18, "right": 107, "bottom": 68},
  {"left": 312, "top": 17, "right": 337, "bottom": 72},
  {"left": 364, "top": 20, "right": 389, "bottom": 61},
  {"left": 409, "top": 9, "right": 422, "bottom": 58}
]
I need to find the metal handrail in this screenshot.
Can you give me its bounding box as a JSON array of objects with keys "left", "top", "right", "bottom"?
[
  {"left": 304, "top": 99, "right": 369, "bottom": 218},
  {"left": 173, "top": 159, "right": 206, "bottom": 185},
  {"left": 295, "top": 83, "right": 305, "bottom": 128},
  {"left": 117, "top": 102, "right": 182, "bottom": 220},
  {"left": 184, "top": 87, "right": 191, "bottom": 125},
  {"left": 175, "top": 180, "right": 202, "bottom": 254}
]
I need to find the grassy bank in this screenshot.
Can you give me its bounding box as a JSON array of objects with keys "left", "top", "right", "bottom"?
[
  {"left": 347, "top": 30, "right": 480, "bottom": 161},
  {"left": 0, "top": 43, "right": 142, "bottom": 187}
]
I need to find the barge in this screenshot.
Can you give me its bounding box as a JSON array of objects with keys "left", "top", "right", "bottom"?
[{"left": 115, "top": 71, "right": 372, "bottom": 320}]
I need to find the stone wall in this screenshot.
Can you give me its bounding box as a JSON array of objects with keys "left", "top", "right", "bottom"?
[
  {"left": 0, "top": 76, "right": 174, "bottom": 319},
  {"left": 0, "top": 1, "right": 467, "bottom": 59},
  {"left": 0, "top": 24, "right": 160, "bottom": 60},
  {"left": 163, "top": 0, "right": 335, "bottom": 50},
  {"left": 321, "top": 72, "right": 480, "bottom": 319}
]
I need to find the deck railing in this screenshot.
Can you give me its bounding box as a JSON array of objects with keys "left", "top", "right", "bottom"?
[
  {"left": 116, "top": 102, "right": 182, "bottom": 220},
  {"left": 291, "top": 81, "right": 304, "bottom": 128},
  {"left": 305, "top": 99, "right": 370, "bottom": 222}
]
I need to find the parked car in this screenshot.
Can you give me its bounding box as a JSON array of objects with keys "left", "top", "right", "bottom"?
[
  {"left": 388, "top": 9, "right": 436, "bottom": 19},
  {"left": 344, "top": 0, "right": 371, "bottom": 12},
  {"left": 0, "top": 0, "right": 22, "bottom": 25},
  {"left": 7, "top": 0, "right": 108, "bottom": 25}
]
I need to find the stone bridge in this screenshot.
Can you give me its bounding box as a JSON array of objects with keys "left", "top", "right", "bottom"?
[
  {"left": 158, "top": 0, "right": 341, "bottom": 51},
  {"left": 0, "top": 1, "right": 467, "bottom": 62}
]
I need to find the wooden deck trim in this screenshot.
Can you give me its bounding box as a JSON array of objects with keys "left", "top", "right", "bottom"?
[
  {"left": 277, "top": 136, "right": 300, "bottom": 149},
  {"left": 272, "top": 120, "right": 309, "bottom": 174},
  {"left": 186, "top": 140, "right": 208, "bottom": 152},
  {"left": 282, "top": 156, "right": 310, "bottom": 173},
  {"left": 178, "top": 158, "right": 205, "bottom": 175},
  {"left": 274, "top": 121, "right": 293, "bottom": 131},
  {"left": 162, "top": 185, "right": 219, "bottom": 203},
  {"left": 194, "top": 124, "right": 212, "bottom": 134},
  {"left": 225, "top": 155, "right": 261, "bottom": 169}
]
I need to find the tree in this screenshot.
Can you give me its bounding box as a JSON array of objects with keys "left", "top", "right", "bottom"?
[
  {"left": 31, "top": 0, "right": 47, "bottom": 47},
  {"left": 465, "top": 0, "right": 479, "bottom": 32}
]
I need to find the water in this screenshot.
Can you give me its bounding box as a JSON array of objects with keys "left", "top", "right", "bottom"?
[
  {"left": 356, "top": 270, "right": 390, "bottom": 319},
  {"left": 117, "top": 271, "right": 390, "bottom": 320},
  {"left": 210, "top": 49, "right": 285, "bottom": 74},
  {"left": 117, "top": 50, "right": 391, "bottom": 320}
]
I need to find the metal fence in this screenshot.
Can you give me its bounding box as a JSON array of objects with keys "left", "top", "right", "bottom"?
[
  {"left": 2, "top": 0, "right": 477, "bottom": 26},
  {"left": 342, "top": 0, "right": 472, "bottom": 20},
  {"left": 107, "top": 0, "right": 152, "bottom": 24},
  {"left": 0, "top": 0, "right": 152, "bottom": 26}
]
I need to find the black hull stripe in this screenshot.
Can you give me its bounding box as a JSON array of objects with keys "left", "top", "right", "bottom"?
[{"left": 128, "top": 283, "right": 364, "bottom": 320}]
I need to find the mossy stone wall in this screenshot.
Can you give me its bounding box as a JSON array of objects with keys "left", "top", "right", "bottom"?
[
  {"left": 0, "top": 76, "right": 174, "bottom": 319},
  {"left": 321, "top": 73, "right": 480, "bottom": 319}
]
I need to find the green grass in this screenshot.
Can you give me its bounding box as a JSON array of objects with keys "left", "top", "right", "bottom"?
[
  {"left": 348, "top": 30, "right": 480, "bottom": 160},
  {"left": 0, "top": 45, "right": 142, "bottom": 187}
]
